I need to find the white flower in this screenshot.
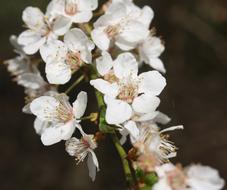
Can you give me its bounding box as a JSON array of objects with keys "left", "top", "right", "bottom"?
[
  {"left": 131, "top": 122, "right": 183, "bottom": 162},
  {"left": 185, "top": 164, "right": 225, "bottom": 190},
  {"left": 153, "top": 164, "right": 225, "bottom": 190},
  {"left": 47, "top": 0, "right": 98, "bottom": 24},
  {"left": 30, "top": 91, "right": 87, "bottom": 145},
  {"left": 65, "top": 126, "right": 99, "bottom": 181},
  {"left": 139, "top": 35, "right": 166, "bottom": 73},
  {"left": 90, "top": 52, "right": 166, "bottom": 125},
  {"left": 91, "top": 0, "right": 153, "bottom": 51},
  {"left": 18, "top": 6, "right": 71, "bottom": 55},
  {"left": 154, "top": 163, "right": 188, "bottom": 190},
  {"left": 40, "top": 28, "right": 95, "bottom": 84}
]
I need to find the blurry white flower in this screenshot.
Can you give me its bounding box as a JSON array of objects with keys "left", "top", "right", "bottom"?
[
  {"left": 154, "top": 163, "right": 225, "bottom": 190},
  {"left": 154, "top": 163, "right": 188, "bottom": 190},
  {"left": 185, "top": 164, "right": 225, "bottom": 190},
  {"left": 18, "top": 6, "right": 71, "bottom": 55},
  {"left": 139, "top": 35, "right": 166, "bottom": 73},
  {"left": 40, "top": 28, "right": 95, "bottom": 84},
  {"left": 30, "top": 91, "right": 87, "bottom": 145},
  {"left": 47, "top": 0, "right": 98, "bottom": 25},
  {"left": 131, "top": 122, "right": 183, "bottom": 162},
  {"left": 91, "top": 0, "right": 153, "bottom": 50},
  {"left": 90, "top": 52, "right": 166, "bottom": 125},
  {"left": 66, "top": 126, "right": 99, "bottom": 181}
]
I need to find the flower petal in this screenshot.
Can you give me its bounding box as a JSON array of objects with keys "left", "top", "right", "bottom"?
[
  {"left": 105, "top": 98, "right": 132, "bottom": 125},
  {"left": 138, "top": 6, "right": 154, "bottom": 28},
  {"left": 90, "top": 79, "right": 119, "bottom": 97},
  {"left": 22, "top": 7, "right": 45, "bottom": 30},
  {"left": 30, "top": 96, "right": 59, "bottom": 122},
  {"left": 40, "top": 40, "right": 67, "bottom": 64},
  {"left": 87, "top": 150, "right": 99, "bottom": 181},
  {"left": 91, "top": 28, "right": 110, "bottom": 51},
  {"left": 124, "top": 120, "right": 139, "bottom": 139},
  {"left": 45, "top": 60, "right": 71, "bottom": 84},
  {"left": 18, "top": 30, "right": 46, "bottom": 55},
  {"left": 132, "top": 94, "right": 160, "bottom": 114},
  {"left": 117, "top": 20, "right": 149, "bottom": 44},
  {"left": 113, "top": 53, "right": 138, "bottom": 79},
  {"left": 96, "top": 51, "right": 113, "bottom": 76},
  {"left": 73, "top": 91, "right": 88, "bottom": 119},
  {"left": 52, "top": 16, "right": 72, "bottom": 36},
  {"left": 138, "top": 71, "right": 166, "bottom": 95},
  {"left": 77, "top": 0, "right": 98, "bottom": 11},
  {"left": 40, "top": 121, "right": 75, "bottom": 146}
]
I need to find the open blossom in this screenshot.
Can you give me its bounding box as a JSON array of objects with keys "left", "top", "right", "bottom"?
[
  {"left": 18, "top": 6, "right": 71, "bottom": 55},
  {"left": 153, "top": 163, "right": 225, "bottom": 190},
  {"left": 131, "top": 122, "right": 183, "bottom": 163},
  {"left": 65, "top": 126, "right": 99, "bottom": 181},
  {"left": 30, "top": 91, "right": 87, "bottom": 145},
  {"left": 47, "top": 0, "right": 98, "bottom": 25},
  {"left": 40, "top": 28, "right": 95, "bottom": 84},
  {"left": 90, "top": 52, "right": 166, "bottom": 125},
  {"left": 91, "top": 0, "right": 153, "bottom": 51},
  {"left": 139, "top": 35, "right": 166, "bottom": 73}
]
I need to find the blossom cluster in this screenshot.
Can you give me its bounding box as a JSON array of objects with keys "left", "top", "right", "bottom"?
[{"left": 4, "top": 0, "right": 225, "bottom": 189}]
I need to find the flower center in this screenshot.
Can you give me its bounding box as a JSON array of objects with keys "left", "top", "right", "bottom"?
[
  {"left": 104, "top": 25, "right": 120, "bottom": 38},
  {"left": 118, "top": 80, "right": 138, "bottom": 104},
  {"left": 65, "top": 0, "right": 78, "bottom": 16},
  {"left": 103, "top": 70, "right": 119, "bottom": 83},
  {"left": 56, "top": 103, "right": 74, "bottom": 123},
  {"left": 166, "top": 168, "right": 187, "bottom": 190},
  {"left": 66, "top": 51, "right": 83, "bottom": 71}
]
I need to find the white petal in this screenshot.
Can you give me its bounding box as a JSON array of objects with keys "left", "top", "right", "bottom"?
[
  {"left": 96, "top": 51, "right": 113, "bottom": 76},
  {"left": 22, "top": 7, "right": 45, "bottom": 30},
  {"left": 90, "top": 79, "right": 119, "bottom": 98},
  {"left": 73, "top": 91, "right": 88, "bottom": 119},
  {"left": 138, "top": 71, "right": 166, "bottom": 95},
  {"left": 77, "top": 0, "right": 98, "bottom": 11},
  {"left": 153, "top": 112, "right": 171, "bottom": 125},
  {"left": 30, "top": 96, "right": 59, "bottom": 122},
  {"left": 186, "top": 165, "right": 225, "bottom": 190},
  {"left": 91, "top": 28, "right": 110, "bottom": 51},
  {"left": 71, "top": 11, "right": 93, "bottom": 23},
  {"left": 147, "top": 58, "right": 166, "bottom": 73},
  {"left": 53, "top": 16, "right": 72, "bottom": 36},
  {"left": 40, "top": 121, "right": 75, "bottom": 146},
  {"left": 113, "top": 53, "right": 138, "bottom": 79},
  {"left": 64, "top": 28, "right": 94, "bottom": 52},
  {"left": 105, "top": 98, "right": 132, "bottom": 125},
  {"left": 34, "top": 118, "right": 48, "bottom": 135},
  {"left": 132, "top": 94, "right": 160, "bottom": 114},
  {"left": 40, "top": 40, "right": 67, "bottom": 63},
  {"left": 45, "top": 61, "right": 72, "bottom": 84},
  {"left": 117, "top": 20, "right": 149, "bottom": 43},
  {"left": 124, "top": 120, "right": 139, "bottom": 139},
  {"left": 18, "top": 30, "right": 46, "bottom": 55},
  {"left": 153, "top": 179, "right": 172, "bottom": 190},
  {"left": 87, "top": 151, "right": 99, "bottom": 181},
  {"left": 114, "top": 37, "right": 138, "bottom": 51},
  {"left": 17, "top": 73, "right": 45, "bottom": 89},
  {"left": 138, "top": 6, "right": 154, "bottom": 28}
]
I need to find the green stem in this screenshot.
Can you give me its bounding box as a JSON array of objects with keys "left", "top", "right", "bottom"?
[
  {"left": 111, "top": 132, "right": 134, "bottom": 188},
  {"left": 65, "top": 75, "right": 85, "bottom": 94}
]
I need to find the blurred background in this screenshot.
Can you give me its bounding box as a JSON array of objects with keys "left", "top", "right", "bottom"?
[{"left": 0, "top": 0, "right": 227, "bottom": 189}]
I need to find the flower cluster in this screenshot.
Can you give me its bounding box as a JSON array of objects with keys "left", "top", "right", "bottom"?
[{"left": 4, "top": 0, "right": 225, "bottom": 189}]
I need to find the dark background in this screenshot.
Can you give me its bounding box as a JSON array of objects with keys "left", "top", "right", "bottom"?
[{"left": 0, "top": 0, "right": 227, "bottom": 189}]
